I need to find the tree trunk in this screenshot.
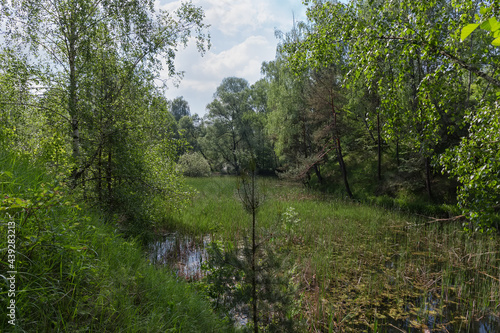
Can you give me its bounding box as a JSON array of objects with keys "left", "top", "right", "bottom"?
[
  {"left": 302, "top": 118, "right": 308, "bottom": 159},
  {"left": 314, "top": 165, "right": 323, "bottom": 184},
  {"left": 198, "top": 149, "right": 214, "bottom": 172},
  {"left": 68, "top": 17, "right": 80, "bottom": 186},
  {"left": 82, "top": 170, "right": 87, "bottom": 200},
  {"left": 331, "top": 97, "right": 353, "bottom": 199},
  {"left": 336, "top": 138, "right": 353, "bottom": 199},
  {"left": 98, "top": 147, "right": 103, "bottom": 203},
  {"left": 232, "top": 130, "right": 240, "bottom": 174},
  {"left": 424, "top": 156, "right": 432, "bottom": 199},
  {"left": 251, "top": 174, "right": 258, "bottom": 333},
  {"left": 107, "top": 147, "right": 112, "bottom": 200},
  {"left": 377, "top": 111, "right": 382, "bottom": 181},
  {"left": 396, "top": 139, "right": 400, "bottom": 168}
]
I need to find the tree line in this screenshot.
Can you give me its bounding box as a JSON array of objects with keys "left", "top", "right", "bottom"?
[
  {"left": 2, "top": 0, "right": 498, "bottom": 233},
  {"left": 176, "top": 0, "right": 499, "bottom": 233}
]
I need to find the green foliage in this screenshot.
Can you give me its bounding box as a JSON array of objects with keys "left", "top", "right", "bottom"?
[
  {"left": 443, "top": 5, "right": 500, "bottom": 232},
  {"left": 202, "top": 77, "right": 276, "bottom": 174},
  {"left": 0, "top": 151, "right": 230, "bottom": 332},
  {"left": 263, "top": 57, "right": 311, "bottom": 169},
  {"left": 170, "top": 96, "right": 191, "bottom": 122},
  {"left": 0, "top": 50, "right": 71, "bottom": 173},
  {"left": 461, "top": 6, "right": 500, "bottom": 45},
  {"left": 1, "top": 44, "right": 195, "bottom": 239},
  {"left": 177, "top": 152, "right": 211, "bottom": 177},
  {"left": 0, "top": 1, "right": 235, "bottom": 332},
  {"left": 271, "top": 0, "right": 500, "bottom": 228},
  {"left": 441, "top": 102, "right": 500, "bottom": 232},
  {"left": 178, "top": 114, "right": 207, "bottom": 156},
  {"left": 0, "top": 0, "right": 210, "bottom": 231}
]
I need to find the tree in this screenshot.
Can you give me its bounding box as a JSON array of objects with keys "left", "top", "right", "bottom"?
[
  {"left": 177, "top": 151, "right": 211, "bottom": 177},
  {"left": 271, "top": 15, "right": 355, "bottom": 195},
  {"left": 285, "top": 0, "right": 500, "bottom": 228},
  {"left": 1, "top": 0, "right": 209, "bottom": 185},
  {"left": 263, "top": 22, "right": 322, "bottom": 184},
  {"left": 203, "top": 77, "right": 276, "bottom": 174},
  {"left": 285, "top": 0, "right": 496, "bottom": 199},
  {"left": 246, "top": 79, "right": 277, "bottom": 174},
  {"left": 203, "top": 77, "right": 250, "bottom": 173},
  {"left": 306, "top": 65, "right": 354, "bottom": 198},
  {"left": 440, "top": 7, "right": 500, "bottom": 232},
  {"left": 0, "top": 48, "right": 72, "bottom": 169},
  {"left": 204, "top": 170, "right": 299, "bottom": 332},
  {"left": 170, "top": 96, "right": 191, "bottom": 121}
]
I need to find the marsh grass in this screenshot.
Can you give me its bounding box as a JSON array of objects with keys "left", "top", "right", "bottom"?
[{"left": 177, "top": 176, "right": 500, "bottom": 332}]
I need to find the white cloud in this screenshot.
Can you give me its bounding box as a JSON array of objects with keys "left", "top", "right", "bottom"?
[
  {"left": 156, "top": 0, "right": 308, "bottom": 116},
  {"left": 202, "top": 0, "right": 276, "bottom": 36},
  {"left": 157, "top": 0, "right": 282, "bottom": 36},
  {"left": 162, "top": 35, "right": 275, "bottom": 114},
  {"left": 196, "top": 35, "right": 273, "bottom": 79}
]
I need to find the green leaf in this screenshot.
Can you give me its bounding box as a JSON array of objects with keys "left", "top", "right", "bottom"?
[
  {"left": 489, "top": 18, "right": 500, "bottom": 32},
  {"left": 461, "top": 24, "right": 479, "bottom": 41},
  {"left": 481, "top": 20, "right": 491, "bottom": 31},
  {"left": 492, "top": 37, "right": 500, "bottom": 46},
  {"left": 480, "top": 6, "right": 491, "bottom": 15}
]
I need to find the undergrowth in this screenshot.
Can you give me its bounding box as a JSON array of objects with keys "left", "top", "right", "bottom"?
[{"left": 0, "top": 151, "right": 231, "bottom": 332}]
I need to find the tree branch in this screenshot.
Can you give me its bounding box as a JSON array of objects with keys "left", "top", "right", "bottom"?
[
  {"left": 377, "top": 35, "right": 500, "bottom": 88},
  {"left": 0, "top": 101, "right": 70, "bottom": 121}
]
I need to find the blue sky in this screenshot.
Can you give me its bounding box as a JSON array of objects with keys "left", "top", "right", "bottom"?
[{"left": 156, "top": 0, "right": 309, "bottom": 117}]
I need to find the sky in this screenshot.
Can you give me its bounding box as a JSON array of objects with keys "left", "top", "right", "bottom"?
[{"left": 156, "top": 0, "right": 308, "bottom": 117}]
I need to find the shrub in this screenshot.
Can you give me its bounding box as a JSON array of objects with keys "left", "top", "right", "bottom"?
[{"left": 177, "top": 152, "right": 211, "bottom": 177}]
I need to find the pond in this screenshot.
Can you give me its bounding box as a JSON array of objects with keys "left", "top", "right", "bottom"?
[{"left": 149, "top": 233, "right": 250, "bottom": 326}]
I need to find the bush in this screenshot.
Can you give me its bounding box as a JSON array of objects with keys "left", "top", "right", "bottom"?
[{"left": 177, "top": 152, "right": 211, "bottom": 177}]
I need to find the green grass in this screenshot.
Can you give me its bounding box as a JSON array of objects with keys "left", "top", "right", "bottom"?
[
  {"left": 174, "top": 176, "right": 500, "bottom": 332},
  {"left": 0, "top": 151, "right": 232, "bottom": 332}
]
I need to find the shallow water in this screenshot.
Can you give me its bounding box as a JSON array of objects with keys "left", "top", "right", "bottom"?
[
  {"left": 387, "top": 311, "right": 500, "bottom": 333},
  {"left": 149, "top": 233, "right": 251, "bottom": 326},
  {"left": 149, "top": 233, "right": 210, "bottom": 280},
  {"left": 381, "top": 266, "right": 500, "bottom": 333},
  {"left": 149, "top": 233, "right": 499, "bottom": 331}
]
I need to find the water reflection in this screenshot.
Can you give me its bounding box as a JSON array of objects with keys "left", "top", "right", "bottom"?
[{"left": 149, "top": 233, "right": 210, "bottom": 280}]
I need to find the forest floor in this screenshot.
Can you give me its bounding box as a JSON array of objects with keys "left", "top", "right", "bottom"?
[{"left": 154, "top": 176, "right": 500, "bottom": 332}]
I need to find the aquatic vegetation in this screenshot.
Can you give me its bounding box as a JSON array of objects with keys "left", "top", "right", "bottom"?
[{"left": 163, "top": 177, "right": 500, "bottom": 332}]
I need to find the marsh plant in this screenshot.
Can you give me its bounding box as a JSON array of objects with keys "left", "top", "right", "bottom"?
[
  {"left": 203, "top": 169, "right": 300, "bottom": 332},
  {"left": 281, "top": 206, "right": 301, "bottom": 234}
]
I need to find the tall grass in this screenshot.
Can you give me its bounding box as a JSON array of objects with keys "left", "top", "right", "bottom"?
[
  {"left": 0, "top": 151, "right": 232, "bottom": 332},
  {"left": 177, "top": 176, "right": 500, "bottom": 332}
]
